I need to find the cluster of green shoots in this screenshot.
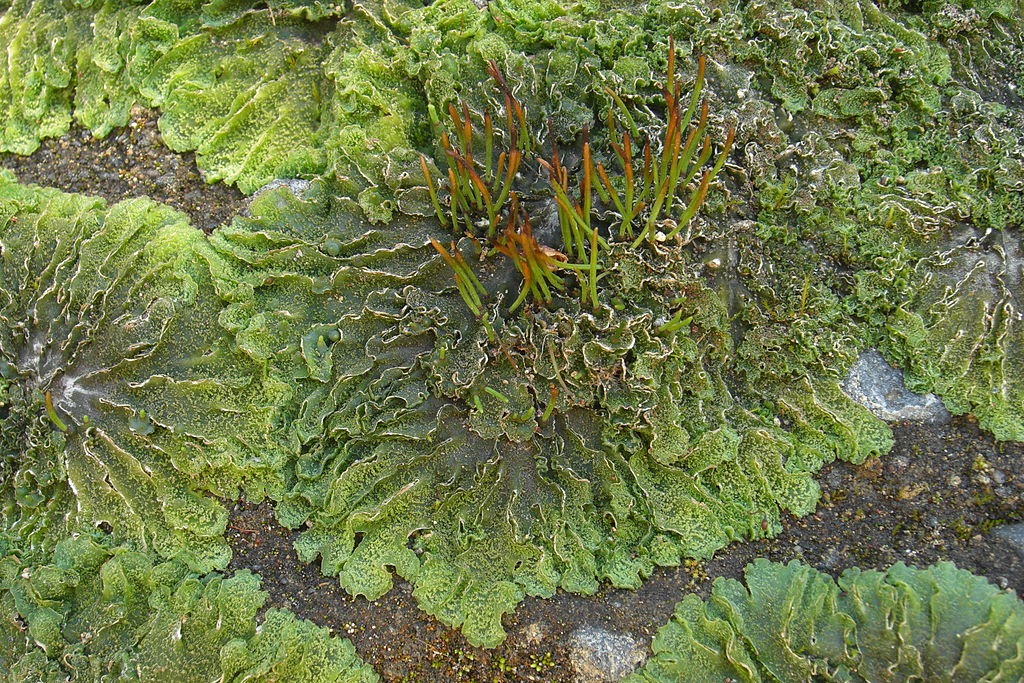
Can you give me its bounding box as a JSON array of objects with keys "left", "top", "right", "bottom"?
[{"left": 421, "top": 37, "right": 734, "bottom": 316}]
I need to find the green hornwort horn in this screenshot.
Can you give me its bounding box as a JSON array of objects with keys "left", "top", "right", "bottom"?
[{"left": 422, "top": 39, "right": 732, "bottom": 317}]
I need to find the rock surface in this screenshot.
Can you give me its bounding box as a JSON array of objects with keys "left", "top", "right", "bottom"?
[
  {"left": 992, "top": 523, "right": 1024, "bottom": 562},
  {"left": 250, "top": 178, "right": 311, "bottom": 201},
  {"left": 568, "top": 625, "right": 645, "bottom": 682},
  {"left": 842, "top": 350, "right": 951, "bottom": 424}
]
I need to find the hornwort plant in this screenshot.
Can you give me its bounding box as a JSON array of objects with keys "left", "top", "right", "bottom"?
[{"left": 421, "top": 36, "right": 734, "bottom": 316}]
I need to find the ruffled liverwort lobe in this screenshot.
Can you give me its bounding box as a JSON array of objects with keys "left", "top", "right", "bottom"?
[
  {"left": 227, "top": 161, "right": 891, "bottom": 647},
  {"left": 0, "top": 172, "right": 292, "bottom": 569}
]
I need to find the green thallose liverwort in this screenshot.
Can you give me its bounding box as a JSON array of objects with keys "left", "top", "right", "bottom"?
[
  {"left": 0, "top": 0, "right": 1022, "bottom": 652},
  {"left": 628, "top": 560, "right": 1024, "bottom": 683},
  {"left": 229, "top": 166, "right": 892, "bottom": 647},
  {"left": 0, "top": 531, "right": 377, "bottom": 681},
  {"left": 0, "top": 0, "right": 1019, "bottom": 438},
  {"left": 0, "top": 172, "right": 293, "bottom": 572},
  {"left": 0, "top": 76, "right": 891, "bottom": 647}
]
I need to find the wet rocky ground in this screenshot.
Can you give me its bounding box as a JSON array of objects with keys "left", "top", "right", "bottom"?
[{"left": 3, "top": 112, "right": 1022, "bottom": 683}]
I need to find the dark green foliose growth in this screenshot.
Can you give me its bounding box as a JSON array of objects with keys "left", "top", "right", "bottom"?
[
  {"left": 1, "top": 0, "right": 1022, "bottom": 651},
  {"left": 628, "top": 559, "right": 1024, "bottom": 683},
  {"left": 227, "top": 181, "right": 891, "bottom": 647},
  {"left": 0, "top": 531, "right": 377, "bottom": 681},
  {"left": 2, "top": 170, "right": 881, "bottom": 649},
  {"left": 0, "top": 161, "right": 892, "bottom": 649}
]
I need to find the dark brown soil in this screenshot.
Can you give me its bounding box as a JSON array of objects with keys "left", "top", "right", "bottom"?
[
  {"left": 226, "top": 417, "right": 1023, "bottom": 682},
  {"left": 5, "top": 112, "right": 1022, "bottom": 682},
  {"left": 0, "top": 108, "right": 244, "bottom": 232}
]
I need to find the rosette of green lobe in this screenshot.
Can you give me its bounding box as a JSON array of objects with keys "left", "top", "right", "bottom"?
[
  {"left": 0, "top": 172, "right": 290, "bottom": 570},
  {"left": 216, "top": 181, "right": 891, "bottom": 647}
]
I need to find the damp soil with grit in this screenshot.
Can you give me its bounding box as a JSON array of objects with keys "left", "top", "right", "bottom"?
[
  {"left": 0, "top": 107, "right": 245, "bottom": 232},
  {"left": 4, "top": 112, "right": 1023, "bottom": 683},
  {"left": 226, "top": 417, "right": 1024, "bottom": 682}
]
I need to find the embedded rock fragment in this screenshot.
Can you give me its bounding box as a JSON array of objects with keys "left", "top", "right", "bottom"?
[
  {"left": 252, "top": 178, "right": 312, "bottom": 201},
  {"left": 842, "top": 349, "right": 951, "bottom": 424},
  {"left": 568, "top": 625, "right": 645, "bottom": 682},
  {"left": 993, "top": 523, "right": 1024, "bottom": 563}
]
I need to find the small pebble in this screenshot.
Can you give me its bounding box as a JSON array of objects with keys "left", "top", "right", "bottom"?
[{"left": 569, "top": 625, "right": 644, "bottom": 682}]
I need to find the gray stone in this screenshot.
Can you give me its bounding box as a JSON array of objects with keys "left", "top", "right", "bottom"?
[
  {"left": 842, "top": 350, "right": 951, "bottom": 424},
  {"left": 568, "top": 625, "right": 645, "bottom": 682},
  {"left": 252, "top": 178, "right": 311, "bottom": 199},
  {"left": 992, "top": 523, "right": 1024, "bottom": 562},
  {"left": 244, "top": 179, "right": 312, "bottom": 215}
]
